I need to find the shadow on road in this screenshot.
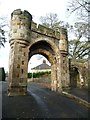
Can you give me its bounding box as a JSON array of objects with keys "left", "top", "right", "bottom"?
[{"left": 1, "top": 82, "right": 89, "bottom": 119}]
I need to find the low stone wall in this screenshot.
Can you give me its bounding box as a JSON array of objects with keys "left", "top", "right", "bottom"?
[{"left": 28, "top": 76, "right": 51, "bottom": 89}]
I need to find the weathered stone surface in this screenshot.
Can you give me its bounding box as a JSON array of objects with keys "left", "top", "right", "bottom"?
[
  {"left": 69, "top": 61, "right": 88, "bottom": 89},
  {"left": 8, "top": 9, "right": 70, "bottom": 96}
]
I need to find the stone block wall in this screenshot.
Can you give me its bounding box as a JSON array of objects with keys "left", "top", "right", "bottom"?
[{"left": 8, "top": 9, "right": 70, "bottom": 96}]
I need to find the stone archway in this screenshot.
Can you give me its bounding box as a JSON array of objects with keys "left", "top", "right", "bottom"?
[
  {"left": 28, "top": 40, "right": 59, "bottom": 92},
  {"left": 70, "top": 63, "right": 88, "bottom": 88},
  {"left": 8, "top": 9, "right": 70, "bottom": 96}
]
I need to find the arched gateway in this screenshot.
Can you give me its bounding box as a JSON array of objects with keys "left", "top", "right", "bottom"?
[{"left": 8, "top": 9, "right": 70, "bottom": 96}]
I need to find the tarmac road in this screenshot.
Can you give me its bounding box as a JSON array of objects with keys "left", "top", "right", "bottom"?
[{"left": 2, "top": 82, "right": 89, "bottom": 119}]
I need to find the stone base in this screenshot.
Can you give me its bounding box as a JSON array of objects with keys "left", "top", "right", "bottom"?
[
  {"left": 8, "top": 85, "right": 27, "bottom": 96},
  {"left": 57, "top": 87, "right": 63, "bottom": 93},
  {"left": 62, "top": 86, "right": 71, "bottom": 92},
  {"left": 8, "top": 92, "right": 27, "bottom": 96}
]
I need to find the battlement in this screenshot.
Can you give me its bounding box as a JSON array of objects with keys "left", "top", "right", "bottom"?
[
  {"left": 9, "top": 9, "right": 32, "bottom": 46},
  {"left": 9, "top": 9, "right": 67, "bottom": 47},
  {"left": 11, "top": 9, "right": 32, "bottom": 20},
  {"left": 31, "top": 21, "right": 61, "bottom": 39},
  {"left": 10, "top": 9, "right": 32, "bottom": 31}
]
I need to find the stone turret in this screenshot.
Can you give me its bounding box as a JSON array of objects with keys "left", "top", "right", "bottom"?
[
  {"left": 9, "top": 9, "right": 32, "bottom": 47},
  {"left": 8, "top": 9, "right": 32, "bottom": 96}
]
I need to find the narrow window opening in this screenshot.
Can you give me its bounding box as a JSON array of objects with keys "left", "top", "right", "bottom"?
[
  {"left": 24, "top": 52, "right": 25, "bottom": 56},
  {"left": 21, "top": 69, "right": 24, "bottom": 74},
  {"left": 22, "top": 61, "right": 24, "bottom": 65},
  {"left": 17, "top": 64, "right": 20, "bottom": 68}
]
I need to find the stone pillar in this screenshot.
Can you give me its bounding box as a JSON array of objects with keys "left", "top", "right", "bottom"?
[
  {"left": 51, "top": 61, "right": 57, "bottom": 91},
  {"left": 8, "top": 9, "right": 32, "bottom": 96},
  {"left": 61, "top": 55, "right": 70, "bottom": 89},
  {"left": 56, "top": 55, "right": 63, "bottom": 92},
  {"left": 58, "top": 28, "right": 70, "bottom": 91}
]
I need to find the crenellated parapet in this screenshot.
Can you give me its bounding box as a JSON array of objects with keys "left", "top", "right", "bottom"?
[
  {"left": 31, "top": 21, "right": 68, "bottom": 54},
  {"left": 9, "top": 9, "right": 68, "bottom": 52},
  {"left": 31, "top": 22, "right": 60, "bottom": 39}
]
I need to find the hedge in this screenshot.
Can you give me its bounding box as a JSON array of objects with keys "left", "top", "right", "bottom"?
[{"left": 28, "top": 71, "right": 51, "bottom": 78}]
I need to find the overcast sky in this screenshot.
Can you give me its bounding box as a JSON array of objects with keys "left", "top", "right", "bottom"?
[{"left": 0, "top": 0, "right": 76, "bottom": 72}]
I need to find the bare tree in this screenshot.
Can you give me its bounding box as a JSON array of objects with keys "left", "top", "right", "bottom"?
[
  {"left": 67, "top": 0, "right": 89, "bottom": 21},
  {"left": 39, "top": 13, "right": 70, "bottom": 32},
  {"left": 67, "top": 0, "right": 90, "bottom": 88},
  {"left": 68, "top": 21, "right": 89, "bottom": 62},
  {"left": 0, "top": 17, "right": 7, "bottom": 48},
  {"left": 40, "top": 13, "right": 63, "bottom": 30},
  {"left": 67, "top": 0, "right": 90, "bottom": 40}
]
